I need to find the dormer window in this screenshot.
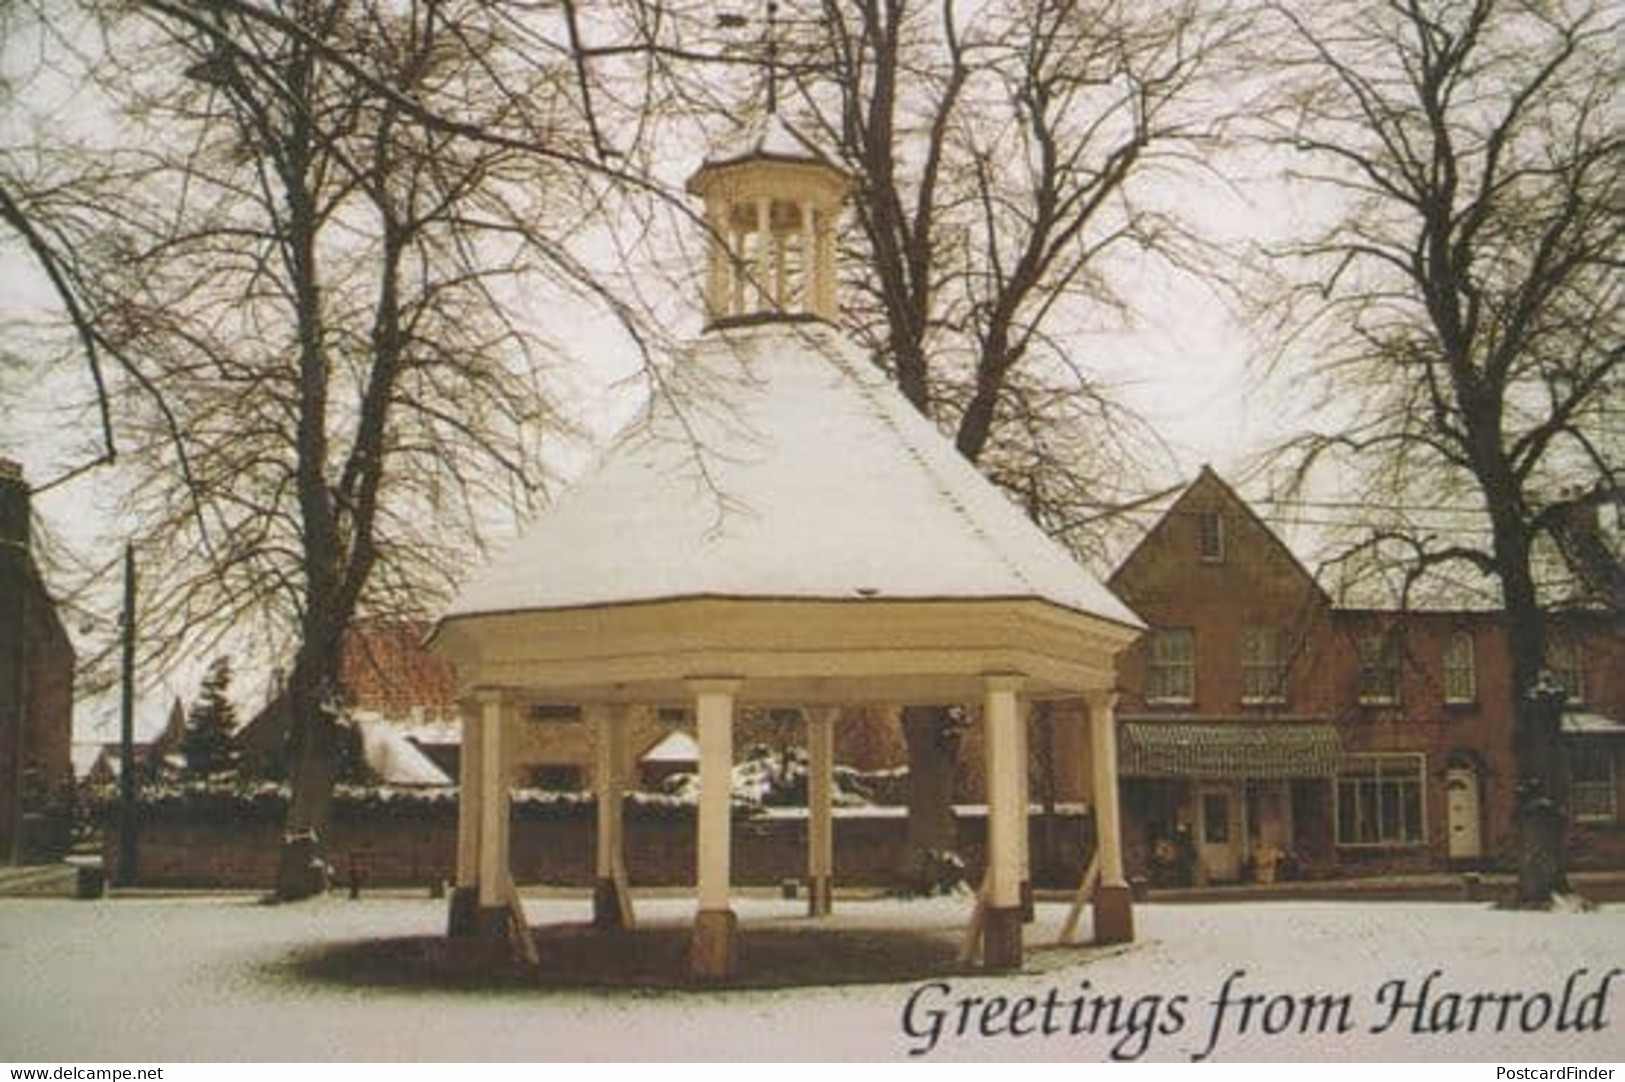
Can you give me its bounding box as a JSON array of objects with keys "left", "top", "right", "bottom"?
[{"left": 1197, "top": 511, "right": 1224, "bottom": 563}]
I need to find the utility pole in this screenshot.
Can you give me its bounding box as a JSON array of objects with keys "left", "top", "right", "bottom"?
[{"left": 116, "top": 543, "right": 137, "bottom": 886}]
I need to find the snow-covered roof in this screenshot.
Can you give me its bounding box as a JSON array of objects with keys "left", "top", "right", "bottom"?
[
  {"left": 641, "top": 730, "right": 700, "bottom": 763},
  {"left": 1563, "top": 710, "right": 1625, "bottom": 736},
  {"left": 356, "top": 719, "right": 453, "bottom": 786},
  {"left": 695, "top": 113, "right": 836, "bottom": 173},
  {"left": 441, "top": 323, "right": 1142, "bottom": 629}
]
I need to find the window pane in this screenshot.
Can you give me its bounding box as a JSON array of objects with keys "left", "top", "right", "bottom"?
[
  {"left": 1198, "top": 512, "right": 1224, "bottom": 561},
  {"left": 1444, "top": 631, "right": 1475, "bottom": 703},
  {"left": 1338, "top": 756, "right": 1424, "bottom": 845},
  {"left": 1149, "top": 629, "right": 1195, "bottom": 702},
  {"left": 1242, "top": 627, "right": 1286, "bottom": 702},
  {"left": 1359, "top": 633, "right": 1400, "bottom": 703}
]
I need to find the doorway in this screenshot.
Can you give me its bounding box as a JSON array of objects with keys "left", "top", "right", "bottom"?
[
  {"left": 1196, "top": 783, "right": 1245, "bottom": 882},
  {"left": 1446, "top": 767, "right": 1482, "bottom": 861}
]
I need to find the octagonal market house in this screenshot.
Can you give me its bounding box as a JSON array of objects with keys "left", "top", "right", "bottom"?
[{"left": 429, "top": 117, "right": 1144, "bottom": 980}]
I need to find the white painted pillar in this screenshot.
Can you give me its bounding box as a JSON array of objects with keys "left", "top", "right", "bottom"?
[
  {"left": 1087, "top": 690, "right": 1126, "bottom": 887},
  {"left": 1018, "top": 695, "right": 1033, "bottom": 920},
  {"left": 591, "top": 702, "right": 633, "bottom": 929},
  {"left": 982, "top": 674, "right": 1026, "bottom": 968},
  {"left": 807, "top": 705, "right": 837, "bottom": 916},
  {"left": 688, "top": 678, "right": 743, "bottom": 980},
  {"left": 455, "top": 698, "right": 483, "bottom": 890},
  {"left": 593, "top": 704, "right": 626, "bottom": 878},
  {"left": 477, "top": 691, "right": 507, "bottom": 909},
  {"left": 1087, "top": 689, "right": 1134, "bottom": 944},
  {"left": 985, "top": 676, "right": 1025, "bottom": 909},
  {"left": 691, "top": 679, "right": 741, "bottom": 910}
]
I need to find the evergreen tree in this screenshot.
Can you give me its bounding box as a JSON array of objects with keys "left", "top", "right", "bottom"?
[{"left": 184, "top": 657, "right": 240, "bottom": 780}]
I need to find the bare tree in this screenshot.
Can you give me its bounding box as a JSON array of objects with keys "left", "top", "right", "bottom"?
[
  {"left": 1255, "top": 0, "right": 1621, "bottom": 904},
  {"left": 13, "top": 0, "right": 652, "bottom": 898},
  {"left": 783, "top": 0, "right": 1235, "bottom": 873}
]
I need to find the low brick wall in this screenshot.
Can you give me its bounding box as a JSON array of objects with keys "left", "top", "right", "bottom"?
[{"left": 105, "top": 801, "right": 1096, "bottom": 892}]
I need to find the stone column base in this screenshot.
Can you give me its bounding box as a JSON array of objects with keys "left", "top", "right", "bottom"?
[
  {"left": 688, "top": 908, "right": 739, "bottom": 982},
  {"left": 807, "top": 875, "right": 833, "bottom": 917},
  {"left": 1093, "top": 883, "right": 1135, "bottom": 945},
  {"left": 592, "top": 877, "right": 632, "bottom": 930},
  {"left": 982, "top": 905, "right": 1024, "bottom": 970},
  {"left": 446, "top": 886, "right": 479, "bottom": 937},
  {"left": 475, "top": 903, "right": 514, "bottom": 940},
  {"left": 1020, "top": 879, "right": 1034, "bottom": 923}
]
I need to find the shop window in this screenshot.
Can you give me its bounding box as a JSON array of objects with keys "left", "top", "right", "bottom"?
[{"left": 1336, "top": 754, "right": 1425, "bottom": 846}]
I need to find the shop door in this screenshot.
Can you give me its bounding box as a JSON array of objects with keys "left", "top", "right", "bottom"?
[{"left": 1196, "top": 784, "right": 1244, "bottom": 882}]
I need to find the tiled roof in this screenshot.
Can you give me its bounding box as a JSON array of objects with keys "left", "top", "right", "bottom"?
[{"left": 339, "top": 619, "right": 458, "bottom": 716}]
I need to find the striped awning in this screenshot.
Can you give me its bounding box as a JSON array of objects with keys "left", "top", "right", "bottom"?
[{"left": 1120, "top": 722, "right": 1342, "bottom": 780}]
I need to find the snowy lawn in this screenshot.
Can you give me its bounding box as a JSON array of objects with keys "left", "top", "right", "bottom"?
[{"left": 0, "top": 892, "right": 1620, "bottom": 1062}]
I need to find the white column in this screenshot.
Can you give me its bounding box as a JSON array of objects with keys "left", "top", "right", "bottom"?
[
  {"left": 985, "top": 675, "right": 1026, "bottom": 909},
  {"left": 704, "top": 204, "right": 728, "bottom": 322},
  {"left": 799, "top": 203, "right": 817, "bottom": 314},
  {"left": 773, "top": 202, "right": 790, "bottom": 308},
  {"left": 1018, "top": 695, "right": 1032, "bottom": 913},
  {"left": 593, "top": 703, "right": 629, "bottom": 878},
  {"left": 1087, "top": 690, "right": 1127, "bottom": 888},
  {"left": 807, "top": 705, "right": 837, "bottom": 915},
  {"left": 814, "top": 205, "right": 837, "bottom": 318},
  {"left": 730, "top": 230, "right": 747, "bottom": 315},
  {"left": 455, "top": 698, "right": 483, "bottom": 889},
  {"left": 692, "top": 679, "right": 742, "bottom": 911},
  {"left": 477, "top": 690, "right": 508, "bottom": 909},
  {"left": 753, "top": 199, "right": 773, "bottom": 310}
]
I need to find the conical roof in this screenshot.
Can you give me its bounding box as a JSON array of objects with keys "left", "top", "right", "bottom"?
[{"left": 442, "top": 323, "right": 1141, "bottom": 631}]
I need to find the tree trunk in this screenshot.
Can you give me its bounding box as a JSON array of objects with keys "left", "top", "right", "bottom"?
[
  {"left": 274, "top": 642, "right": 343, "bottom": 900},
  {"left": 1514, "top": 683, "right": 1571, "bottom": 906},
  {"left": 901, "top": 705, "right": 961, "bottom": 891},
  {"left": 1491, "top": 516, "right": 1571, "bottom": 907}
]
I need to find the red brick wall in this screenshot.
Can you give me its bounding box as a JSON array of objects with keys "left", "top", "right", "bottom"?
[
  {"left": 105, "top": 804, "right": 1096, "bottom": 891},
  {"left": 1105, "top": 469, "right": 1625, "bottom": 879}
]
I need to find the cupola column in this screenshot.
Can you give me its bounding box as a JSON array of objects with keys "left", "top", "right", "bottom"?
[{"left": 686, "top": 117, "right": 851, "bottom": 326}]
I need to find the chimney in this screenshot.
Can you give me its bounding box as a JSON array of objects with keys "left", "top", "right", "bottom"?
[{"left": 0, "top": 458, "right": 27, "bottom": 554}]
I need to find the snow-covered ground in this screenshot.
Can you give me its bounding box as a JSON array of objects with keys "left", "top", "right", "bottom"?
[{"left": 0, "top": 893, "right": 1620, "bottom": 1062}]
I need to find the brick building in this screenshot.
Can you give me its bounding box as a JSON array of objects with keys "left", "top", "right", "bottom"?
[
  {"left": 1109, "top": 468, "right": 1624, "bottom": 883},
  {"left": 0, "top": 459, "right": 76, "bottom": 863}
]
